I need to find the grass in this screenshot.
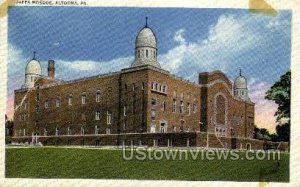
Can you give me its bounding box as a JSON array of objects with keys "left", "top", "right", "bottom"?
[{"left": 5, "top": 147, "right": 289, "bottom": 181}]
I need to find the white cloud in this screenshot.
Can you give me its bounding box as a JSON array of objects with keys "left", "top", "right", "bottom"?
[
  {"left": 174, "top": 29, "right": 186, "bottom": 45},
  {"left": 7, "top": 44, "right": 26, "bottom": 95},
  {"left": 159, "top": 14, "right": 264, "bottom": 81}
]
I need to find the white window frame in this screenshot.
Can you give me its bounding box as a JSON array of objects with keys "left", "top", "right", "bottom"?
[
  {"left": 68, "top": 96, "right": 72, "bottom": 105},
  {"left": 95, "top": 125, "right": 99, "bottom": 134},
  {"left": 96, "top": 91, "right": 101, "bottom": 102},
  {"left": 56, "top": 98, "right": 60, "bottom": 107},
  {"left": 81, "top": 94, "right": 86, "bottom": 104},
  {"left": 187, "top": 103, "right": 191, "bottom": 116},
  {"left": 123, "top": 105, "right": 127, "bottom": 116},
  {"left": 67, "top": 126, "right": 71, "bottom": 135},
  {"left": 180, "top": 101, "right": 184, "bottom": 114},
  {"left": 81, "top": 126, "right": 85, "bottom": 135},
  {"left": 107, "top": 111, "right": 112, "bottom": 125},
  {"left": 45, "top": 100, "right": 49, "bottom": 108},
  {"left": 193, "top": 103, "right": 197, "bottom": 113},
  {"left": 44, "top": 128, "right": 48, "bottom": 136},
  {"left": 95, "top": 111, "right": 100, "bottom": 121},
  {"left": 55, "top": 127, "right": 59, "bottom": 136},
  {"left": 172, "top": 99, "right": 176, "bottom": 113}
]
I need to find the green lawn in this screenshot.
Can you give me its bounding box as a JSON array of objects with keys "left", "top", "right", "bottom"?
[{"left": 5, "top": 147, "right": 289, "bottom": 181}]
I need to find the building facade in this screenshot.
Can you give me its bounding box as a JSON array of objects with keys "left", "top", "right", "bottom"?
[{"left": 12, "top": 20, "right": 260, "bottom": 148}]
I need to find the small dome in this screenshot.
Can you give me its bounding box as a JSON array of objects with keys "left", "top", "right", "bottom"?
[
  {"left": 135, "top": 27, "right": 157, "bottom": 49},
  {"left": 25, "top": 58, "right": 42, "bottom": 75},
  {"left": 234, "top": 75, "right": 247, "bottom": 89}
]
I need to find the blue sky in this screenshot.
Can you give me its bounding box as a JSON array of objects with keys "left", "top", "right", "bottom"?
[{"left": 7, "top": 7, "right": 291, "bottom": 132}]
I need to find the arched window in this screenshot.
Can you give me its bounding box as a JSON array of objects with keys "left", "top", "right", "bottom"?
[
  {"left": 216, "top": 95, "right": 226, "bottom": 125},
  {"left": 96, "top": 90, "right": 101, "bottom": 102},
  {"left": 138, "top": 50, "right": 140, "bottom": 58},
  {"left": 81, "top": 92, "right": 87, "bottom": 104},
  {"left": 146, "top": 50, "right": 148, "bottom": 58}
]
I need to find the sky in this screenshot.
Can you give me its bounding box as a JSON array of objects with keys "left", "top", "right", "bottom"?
[{"left": 7, "top": 7, "right": 291, "bottom": 133}]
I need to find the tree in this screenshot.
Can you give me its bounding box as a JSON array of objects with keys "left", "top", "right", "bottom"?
[
  {"left": 254, "top": 126, "right": 274, "bottom": 141},
  {"left": 265, "top": 70, "right": 291, "bottom": 142}
]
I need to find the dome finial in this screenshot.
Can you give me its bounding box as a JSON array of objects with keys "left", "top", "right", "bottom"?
[
  {"left": 33, "top": 51, "right": 36, "bottom": 60},
  {"left": 239, "top": 68, "right": 242, "bottom": 76},
  {"left": 145, "top": 16, "right": 148, "bottom": 27}
]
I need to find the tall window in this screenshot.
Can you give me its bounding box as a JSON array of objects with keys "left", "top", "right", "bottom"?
[
  {"left": 193, "top": 103, "right": 197, "bottom": 113},
  {"left": 151, "top": 110, "right": 156, "bottom": 120},
  {"left": 107, "top": 111, "right": 112, "bottom": 125},
  {"left": 123, "top": 103, "right": 127, "bottom": 116},
  {"left": 81, "top": 93, "right": 86, "bottom": 104},
  {"left": 96, "top": 90, "right": 101, "bottom": 102},
  {"left": 141, "top": 82, "right": 145, "bottom": 90},
  {"left": 216, "top": 95, "right": 226, "bottom": 125},
  {"left": 24, "top": 102, "right": 27, "bottom": 110},
  {"left": 56, "top": 97, "right": 60, "bottom": 107},
  {"left": 138, "top": 50, "right": 140, "bottom": 58},
  {"left": 36, "top": 93, "right": 40, "bottom": 101},
  {"left": 180, "top": 101, "right": 184, "bottom": 114},
  {"left": 95, "top": 125, "right": 99, "bottom": 134},
  {"left": 95, "top": 111, "right": 100, "bottom": 120},
  {"left": 187, "top": 103, "right": 191, "bottom": 115},
  {"left": 106, "top": 128, "right": 111, "bottom": 134},
  {"left": 45, "top": 100, "right": 49, "bottom": 108},
  {"left": 151, "top": 98, "right": 157, "bottom": 107},
  {"left": 132, "top": 83, "right": 136, "bottom": 91},
  {"left": 67, "top": 126, "right": 71, "bottom": 135},
  {"left": 81, "top": 126, "right": 85, "bottom": 135},
  {"left": 44, "top": 128, "right": 48, "bottom": 136},
  {"left": 55, "top": 127, "right": 59, "bottom": 136},
  {"left": 68, "top": 95, "right": 72, "bottom": 105},
  {"left": 161, "top": 101, "right": 166, "bottom": 111},
  {"left": 146, "top": 49, "right": 148, "bottom": 58},
  {"left": 172, "top": 99, "right": 176, "bottom": 113}
]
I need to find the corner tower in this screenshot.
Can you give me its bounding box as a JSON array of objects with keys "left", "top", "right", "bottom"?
[
  {"left": 234, "top": 69, "right": 250, "bottom": 101},
  {"left": 22, "top": 51, "right": 42, "bottom": 89},
  {"left": 131, "top": 17, "right": 161, "bottom": 68}
]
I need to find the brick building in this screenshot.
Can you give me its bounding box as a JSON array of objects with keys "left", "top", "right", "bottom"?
[{"left": 11, "top": 20, "right": 270, "bottom": 149}]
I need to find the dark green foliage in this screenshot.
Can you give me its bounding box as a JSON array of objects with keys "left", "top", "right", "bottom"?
[
  {"left": 265, "top": 70, "right": 291, "bottom": 142},
  {"left": 265, "top": 71, "right": 290, "bottom": 123}
]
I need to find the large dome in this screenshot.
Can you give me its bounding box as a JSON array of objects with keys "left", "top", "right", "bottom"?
[
  {"left": 234, "top": 75, "right": 247, "bottom": 89},
  {"left": 135, "top": 27, "right": 157, "bottom": 49},
  {"left": 25, "top": 58, "right": 42, "bottom": 75}
]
